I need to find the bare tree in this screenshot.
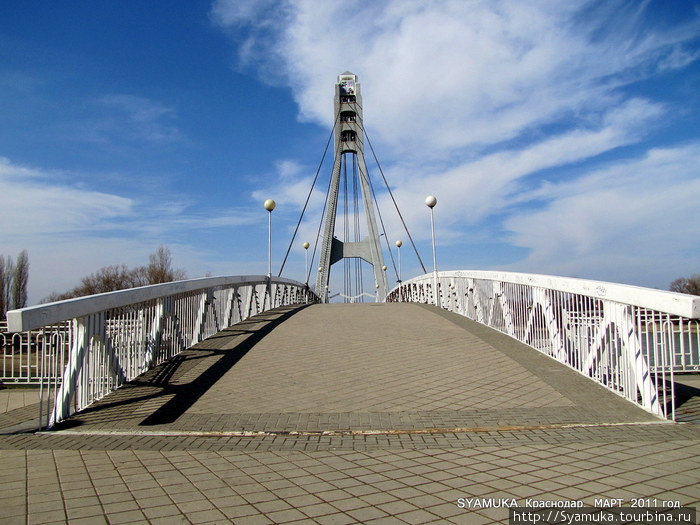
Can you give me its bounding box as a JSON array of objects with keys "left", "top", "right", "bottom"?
[
  {"left": 11, "top": 250, "right": 29, "bottom": 310},
  {"left": 0, "top": 256, "right": 6, "bottom": 319},
  {"left": 146, "top": 245, "right": 174, "bottom": 284},
  {"left": 670, "top": 275, "right": 700, "bottom": 296},
  {"left": 82, "top": 265, "right": 141, "bottom": 295},
  {"left": 128, "top": 246, "right": 186, "bottom": 287},
  {"left": 43, "top": 265, "right": 137, "bottom": 302},
  {"left": 1, "top": 256, "right": 14, "bottom": 318},
  {"left": 42, "top": 246, "right": 187, "bottom": 302}
]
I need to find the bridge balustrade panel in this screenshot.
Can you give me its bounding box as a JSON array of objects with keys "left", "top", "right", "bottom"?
[
  {"left": 389, "top": 270, "right": 700, "bottom": 420},
  {"left": 4, "top": 276, "right": 318, "bottom": 428}
]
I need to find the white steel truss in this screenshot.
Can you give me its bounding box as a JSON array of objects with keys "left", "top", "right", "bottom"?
[{"left": 389, "top": 270, "right": 700, "bottom": 420}]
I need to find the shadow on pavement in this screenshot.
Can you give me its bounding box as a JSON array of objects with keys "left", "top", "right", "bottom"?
[{"left": 50, "top": 304, "right": 309, "bottom": 431}]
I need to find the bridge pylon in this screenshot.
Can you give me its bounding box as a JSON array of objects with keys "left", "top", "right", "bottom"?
[{"left": 315, "top": 72, "right": 387, "bottom": 303}]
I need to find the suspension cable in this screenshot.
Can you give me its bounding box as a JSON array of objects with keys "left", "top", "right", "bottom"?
[
  {"left": 282, "top": 95, "right": 425, "bottom": 298},
  {"left": 353, "top": 153, "right": 363, "bottom": 299},
  {"left": 343, "top": 154, "right": 349, "bottom": 300},
  {"left": 306, "top": 156, "right": 335, "bottom": 285},
  {"left": 278, "top": 112, "right": 339, "bottom": 277},
  {"left": 359, "top": 123, "right": 428, "bottom": 274},
  {"left": 357, "top": 162, "right": 399, "bottom": 282}
]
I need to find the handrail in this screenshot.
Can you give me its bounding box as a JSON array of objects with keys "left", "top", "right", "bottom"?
[
  {"left": 415, "top": 270, "right": 699, "bottom": 318},
  {"left": 4, "top": 275, "right": 318, "bottom": 428},
  {"left": 7, "top": 275, "right": 309, "bottom": 332},
  {"left": 389, "top": 270, "right": 699, "bottom": 420}
]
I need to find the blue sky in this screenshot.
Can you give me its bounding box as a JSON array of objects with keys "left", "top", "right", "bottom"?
[{"left": 1, "top": 0, "right": 699, "bottom": 304}]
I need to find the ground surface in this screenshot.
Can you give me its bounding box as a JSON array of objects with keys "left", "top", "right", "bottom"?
[{"left": 0, "top": 303, "right": 697, "bottom": 524}]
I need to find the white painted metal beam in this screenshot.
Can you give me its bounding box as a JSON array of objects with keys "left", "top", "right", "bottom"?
[{"left": 7, "top": 275, "right": 306, "bottom": 332}]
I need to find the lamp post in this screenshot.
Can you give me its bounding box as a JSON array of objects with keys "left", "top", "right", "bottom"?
[
  {"left": 264, "top": 199, "right": 276, "bottom": 308},
  {"left": 395, "top": 240, "right": 402, "bottom": 283},
  {"left": 425, "top": 195, "right": 438, "bottom": 307},
  {"left": 302, "top": 242, "right": 310, "bottom": 284},
  {"left": 395, "top": 240, "right": 402, "bottom": 302}
]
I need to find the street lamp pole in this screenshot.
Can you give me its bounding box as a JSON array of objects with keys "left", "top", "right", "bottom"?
[
  {"left": 395, "top": 240, "right": 402, "bottom": 283},
  {"left": 264, "top": 199, "right": 276, "bottom": 308},
  {"left": 302, "top": 242, "right": 310, "bottom": 284},
  {"left": 425, "top": 195, "right": 438, "bottom": 307}
]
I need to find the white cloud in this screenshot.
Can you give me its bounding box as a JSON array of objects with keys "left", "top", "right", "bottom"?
[
  {"left": 0, "top": 156, "right": 267, "bottom": 303},
  {"left": 210, "top": 0, "right": 279, "bottom": 26},
  {"left": 65, "top": 94, "right": 183, "bottom": 147},
  {"left": 373, "top": 97, "right": 665, "bottom": 243},
  {"left": 211, "top": 0, "right": 698, "bottom": 159},
  {"left": 251, "top": 158, "right": 326, "bottom": 212},
  {"left": 657, "top": 46, "right": 700, "bottom": 72},
  {"left": 502, "top": 143, "right": 700, "bottom": 287},
  {"left": 0, "top": 156, "right": 133, "bottom": 238},
  {"left": 98, "top": 95, "right": 182, "bottom": 143}
]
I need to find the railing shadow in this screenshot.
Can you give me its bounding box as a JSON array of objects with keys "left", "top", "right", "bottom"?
[
  {"left": 51, "top": 304, "right": 309, "bottom": 430},
  {"left": 667, "top": 377, "right": 700, "bottom": 424}
]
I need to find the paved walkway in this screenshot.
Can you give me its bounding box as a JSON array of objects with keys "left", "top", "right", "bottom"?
[
  {"left": 0, "top": 303, "right": 698, "bottom": 524},
  {"left": 0, "top": 388, "right": 40, "bottom": 413}
]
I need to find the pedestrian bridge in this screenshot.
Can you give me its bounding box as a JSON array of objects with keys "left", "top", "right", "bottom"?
[
  {"left": 26, "top": 301, "right": 665, "bottom": 436},
  {"left": 4, "top": 270, "right": 699, "bottom": 429},
  {"left": 2, "top": 271, "right": 700, "bottom": 524}
]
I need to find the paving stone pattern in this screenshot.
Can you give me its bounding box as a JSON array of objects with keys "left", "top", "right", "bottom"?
[
  {"left": 0, "top": 303, "right": 698, "bottom": 524},
  {"left": 0, "top": 388, "right": 40, "bottom": 413},
  {"left": 674, "top": 374, "right": 700, "bottom": 425}
]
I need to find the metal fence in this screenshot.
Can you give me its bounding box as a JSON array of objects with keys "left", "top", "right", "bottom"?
[
  {"left": 388, "top": 270, "right": 700, "bottom": 420},
  {"left": 1, "top": 320, "right": 42, "bottom": 383},
  {"left": 5, "top": 275, "right": 318, "bottom": 428}
]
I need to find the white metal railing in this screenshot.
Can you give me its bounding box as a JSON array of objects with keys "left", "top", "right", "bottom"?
[
  {"left": 330, "top": 292, "right": 378, "bottom": 303},
  {"left": 5, "top": 275, "right": 318, "bottom": 428},
  {"left": 1, "top": 319, "right": 42, "bottom": 384},
  {"left": 388, "top": 270, "right": 700, "bottom": 420}
]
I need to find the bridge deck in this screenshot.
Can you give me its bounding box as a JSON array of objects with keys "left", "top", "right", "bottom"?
[
  {"left": 51, "top": 303, "right": 657, "bottom": 433},
  {"left": 1, "top": 303, "right": 698, "bottom": 524}
]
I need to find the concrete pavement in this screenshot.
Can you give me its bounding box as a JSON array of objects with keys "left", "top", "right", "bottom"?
[{"left": 0, "top": 303, "right": 698, "bottom": 524}]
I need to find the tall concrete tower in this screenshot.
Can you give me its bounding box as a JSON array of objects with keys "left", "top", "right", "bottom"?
[{"left": 316, "top": 72, "right": 387, "bottom": 302}]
